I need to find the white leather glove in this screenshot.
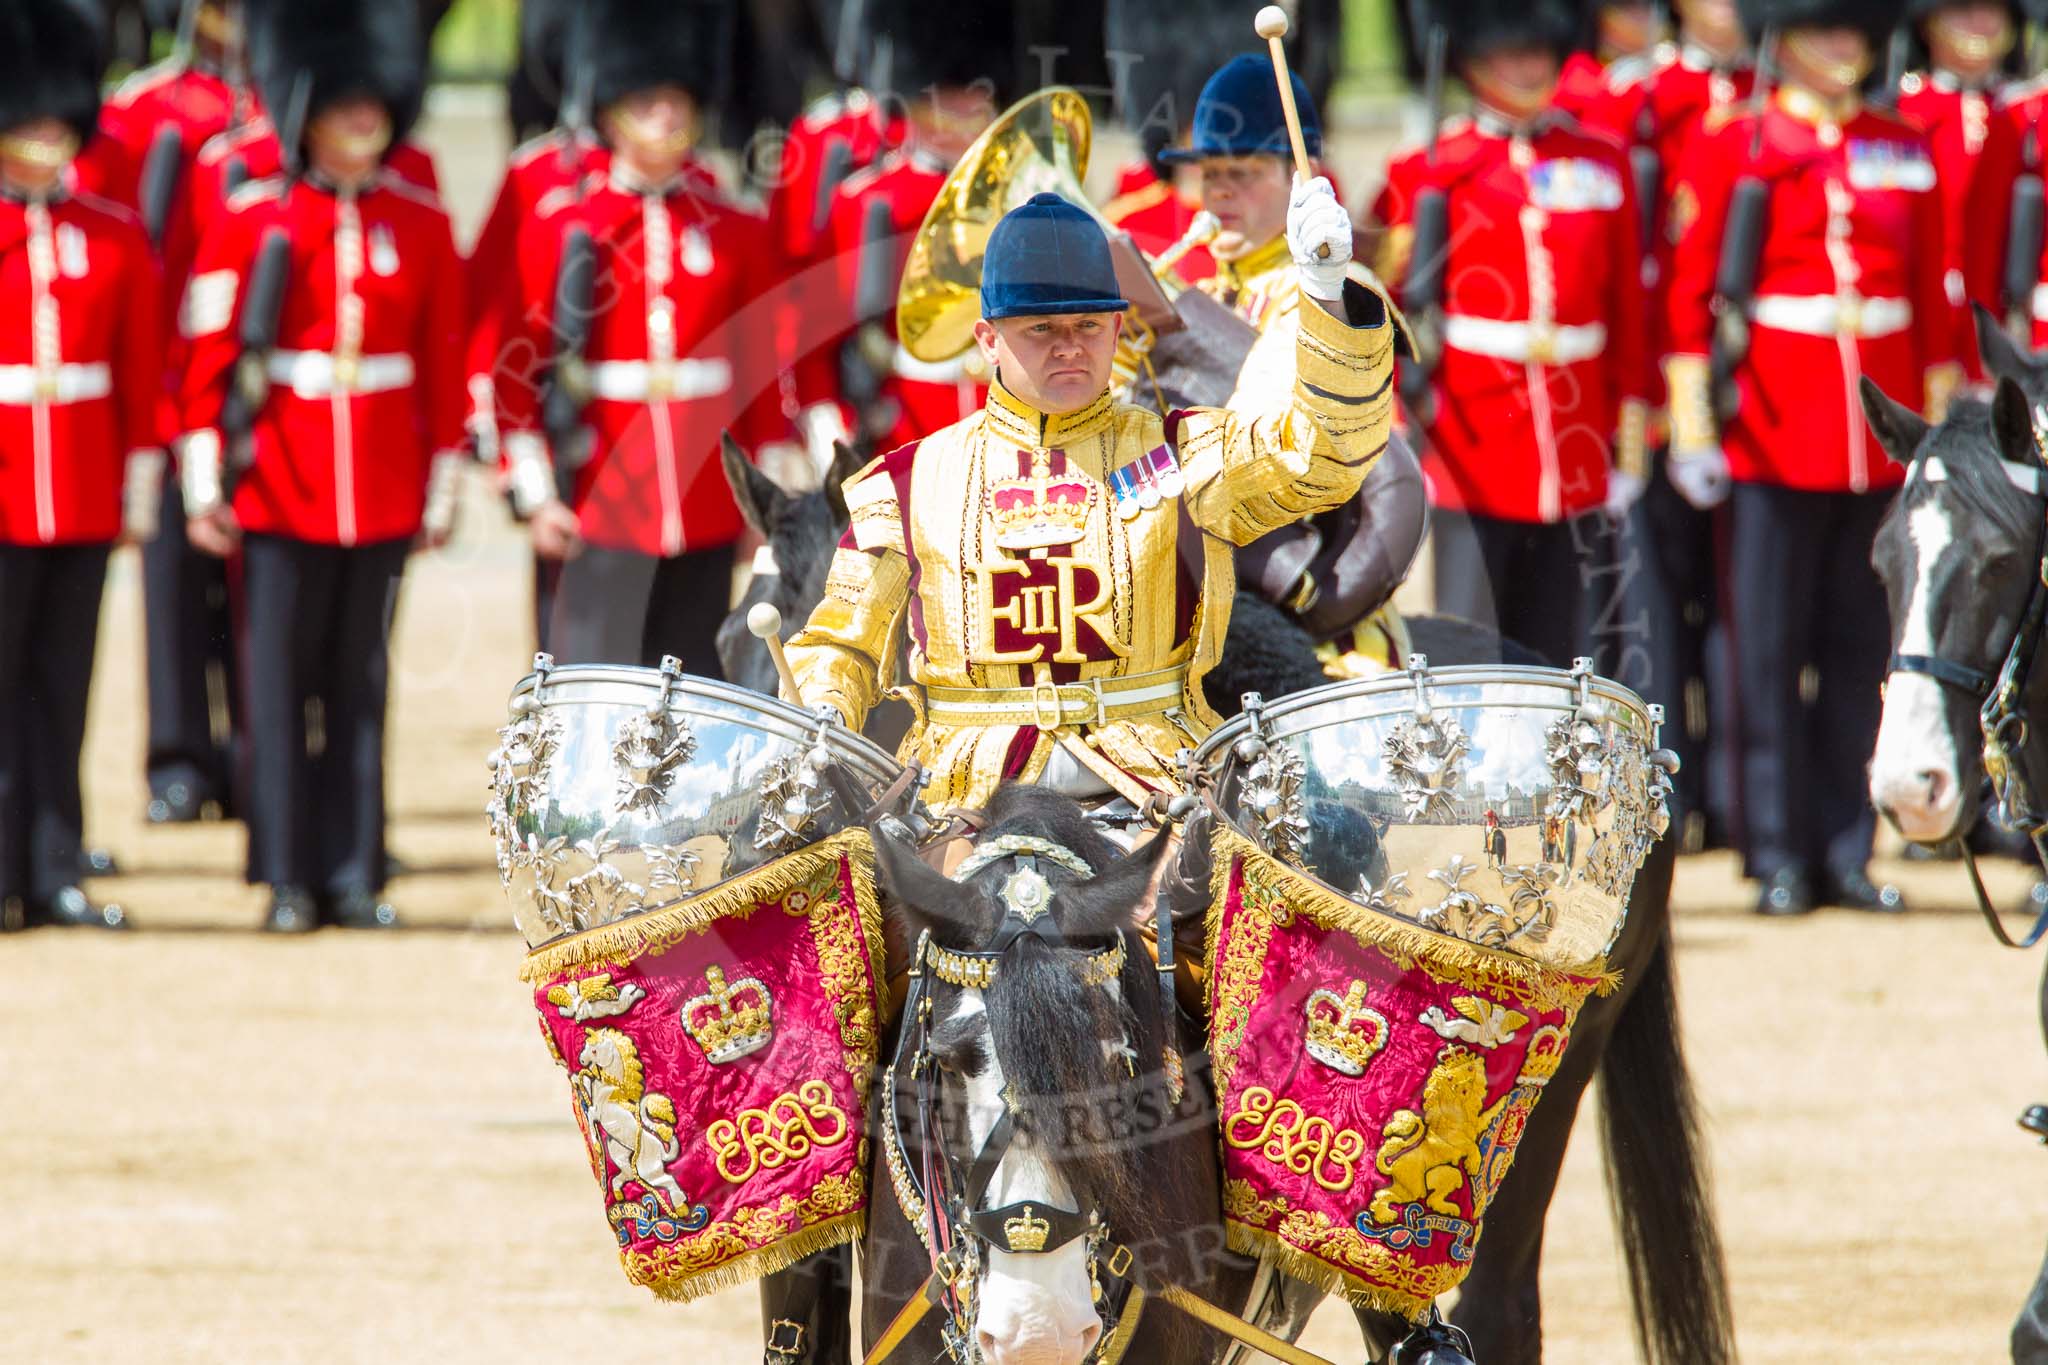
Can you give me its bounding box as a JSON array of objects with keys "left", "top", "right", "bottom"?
[
  {"left": 504, "top": 430, "right": 555, "bottom": 521},
  {"left": 1288, "top": 174, "right": 1353, "bottom": 303},
  {"left": 1603, "top": 468, "right": 1647, "bottom": 520},
  {"left": 420, "top": 450, "right": 466, "bottom": 547},
  {"left": 122, "top": 448, "right": 165, "bottom": 543},
  {"left": 465, "top": 374, "right": 500, "bottom": 466},
  {"left": 1667, "top": 447, "right": 1732, "bottom": 510}
]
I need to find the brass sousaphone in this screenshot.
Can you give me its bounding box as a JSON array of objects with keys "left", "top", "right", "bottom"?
[{"left": 894, "top": 87, "right": 1252, "bottom": 411}]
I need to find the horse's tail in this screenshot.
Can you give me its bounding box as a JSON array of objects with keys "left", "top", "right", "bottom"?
[{"left": 1599, "top": 933, "right": 1736, "bottom": 1365}]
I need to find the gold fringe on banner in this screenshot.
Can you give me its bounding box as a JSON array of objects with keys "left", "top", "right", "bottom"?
[
  {"left": 1202, "top": 822, "right": 1620, "bottom": 1005},
  {"left": 519, "top": 828, "right": 879, "bottom": 983},
  {"left": 628, "top": 1209, "right": 869, "bottom": 1305},
  {"left": 1221, "top": 1223, "right": 1438, "bottom": 1321}
]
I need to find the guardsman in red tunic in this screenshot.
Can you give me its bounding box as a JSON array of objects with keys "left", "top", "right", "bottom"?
[
  {"left": 1575, "top": 0, "right": 1753, "bottom": 847},
  {"left": 0, "top": 0, "right": 162, "bottom": 931},
  {"left": 179, "top": 0, "right": 465, "bottom": 933},
  {"left": 76, "top": 0, "right": 251, "bottom": 826},
  {"left": 1896, "top": 0, "right": 2027, "bottom": 376},
  {"left": 1370, "top": 0, "right": 1653, "bottom": 671},
  {"left": 784, "top": 3, "right": 1004, "bottom": 467},
  {"left": 1555, "top": 0, "right": 1666, "bottom": 118},
  {"left": 766, "top": 87, "right": 907, "bottom": 280},
  {"left": 1665, "top": 0, "right": 1957, "bottom": 914},
  {"left": 500, "top": 0, "right": 788, "bottom": 671}
]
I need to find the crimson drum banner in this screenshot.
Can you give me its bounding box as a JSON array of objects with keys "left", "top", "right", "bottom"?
[
  {"left": 1205, "top": 823, "right": 1613, "bottom": 1320},
  {"left": 521, "top": 829, "right": 886, "bottom": 1301}
]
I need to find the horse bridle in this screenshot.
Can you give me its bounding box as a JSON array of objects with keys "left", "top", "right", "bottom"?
[
  {"left": 862, "top": 829, "right": 1462, "bottom": 1365},
  {"left": 1886, "top": 453, "right": 2048, "bottom": 947},
  {"left": 869, "top": 835, "right": 1176, "bottom": 1365}
]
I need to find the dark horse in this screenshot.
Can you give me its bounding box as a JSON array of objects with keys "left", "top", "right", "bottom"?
[
  {"left": 1861, "top": 337, "right": 2048, "bottom": 1362},
  {"left": 861, "top": 784, "right": 1253, "bottom": 1364},
  {"left": 721, "top": 450, "right": 1731, "bottom": 1363}
]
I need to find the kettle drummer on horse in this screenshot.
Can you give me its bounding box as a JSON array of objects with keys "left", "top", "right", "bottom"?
[{"left": 489, "top": 18, "right": 1702, "bottom": 1365}]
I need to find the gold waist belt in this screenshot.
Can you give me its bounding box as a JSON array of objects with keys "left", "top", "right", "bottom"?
[{"left": 922, "top": 665, "right": 1189, "bottom": 731}]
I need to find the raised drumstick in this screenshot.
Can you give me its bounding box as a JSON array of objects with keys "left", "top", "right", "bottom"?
[
  {"left": 1254, "top": 5, "right": 1331, "bottom": 259},
  {"left": 746, "top": 602, "right": 803, "bottom": 705}
]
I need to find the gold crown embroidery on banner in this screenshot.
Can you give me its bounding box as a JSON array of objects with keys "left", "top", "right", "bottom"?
[
  {"left": 1003, "top": 1205, "right": 1053, "bottom": 1253},
  {"left": 681, "top": 965, "right": 775, "bottom": 1065},
  {"left": 1302, "top": 980, "right": 1390, "bottom": 1077},
  {"left": 1516, "top": 1024, "right": 1568, "bottom": 1087}
]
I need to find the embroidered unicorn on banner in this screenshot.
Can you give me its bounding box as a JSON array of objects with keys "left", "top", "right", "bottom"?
[{"left": 573, "top": 1028, "right": 688, "bottom": 1211}]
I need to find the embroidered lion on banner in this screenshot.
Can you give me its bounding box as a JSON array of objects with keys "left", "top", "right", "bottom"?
[
  {"left": 573, "top": 1028, "right": 689, "bottom": 1211},
  {"left": 1367, "top": 1048, "right": 1509, "bottom": 1225}
]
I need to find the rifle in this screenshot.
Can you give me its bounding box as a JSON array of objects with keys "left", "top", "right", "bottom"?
[
  {"left": 842, "top": 195, "right": 897, "bottom": 428},
  {"left": 2006, "top": 168, "right": 2044, "bottom": 341},
  {"left": 1398, "top": 10, "right": 1449, "bottom": 420},
  {"left": 1879, "top": 25, "right": 1910, "bottom": 108},
  {"left": 555, "top": 2, "right": 595, "bottom": 178},
  {"left": 1710, "top": 27, "right": 1773, "bottom": 419},
  {"left": 138, "top": 123, "right": 186, "bottom": 248},
  {"left": 541, "top": 225, "right": 598, "bottom": 505},
  {"left": 218, "top": 225, "right": 291, "bottom": 500}
]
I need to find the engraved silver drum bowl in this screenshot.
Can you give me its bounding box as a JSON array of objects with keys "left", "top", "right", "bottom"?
[
  {"left": 1189, "top": 657, "right": 1676, "bottom": 969},
  {"left": 486, "top": 655, "right": 909, "bottom": 950}
]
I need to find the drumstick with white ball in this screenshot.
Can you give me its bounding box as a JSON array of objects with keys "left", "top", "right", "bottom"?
[
  {"left": 747, "top": 602, "right": 804, "bottom": 705},
  {"left": 1254, "top": 4, "right": 1331, "bottom": 260}
]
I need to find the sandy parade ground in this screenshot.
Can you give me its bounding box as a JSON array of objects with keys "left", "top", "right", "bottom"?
[{"left": 3, "top": 95, "right": 2046, "bottom": 1364}]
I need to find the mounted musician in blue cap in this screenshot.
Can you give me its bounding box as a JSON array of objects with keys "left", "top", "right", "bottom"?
[
  {"left": 1143, "top": 40, "right": 1425, "bottom": 675},
  {"left": 782, "top": 176, "right": 1397, "bottom": 812}
]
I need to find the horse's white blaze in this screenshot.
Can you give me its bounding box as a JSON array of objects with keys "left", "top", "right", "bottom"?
[
  {"left": 948, "top": 992, "right": 1102, "bottom": 1365},
  {"left": 1871, "top": 499, "right": 1965, "bottom": 841}
]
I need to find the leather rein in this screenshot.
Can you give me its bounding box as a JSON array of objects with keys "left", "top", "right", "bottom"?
[{"left": 1886, "top": 453, "right": 2048, "bottom": 948}]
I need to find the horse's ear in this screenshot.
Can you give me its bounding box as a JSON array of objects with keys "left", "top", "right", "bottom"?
[
  {"left": 1859, "top": 376, "right": 1928, "bottom": 467},
  {"left": 1975, "top": 301, "right": 2045, "bottom": 387},
  {"left": 1993, "top": 376, "right": 2040, "bottom": 467},
  {"left": 1057, "top": 830, "right": 1178, "bottom": 935},
  {"left": 870, "top": 817, "right": 962, "bottom": 935},
  {"left": 721, "top": 430, "right": 785, "bottom": 539},
  {"left": 822, "top": 440, "right": 866, "bottom": 526}
]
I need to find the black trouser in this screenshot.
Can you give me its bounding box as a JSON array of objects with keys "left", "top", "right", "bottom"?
[
  {"left": 239, "top": 534, "right": 409, "bottom": 893},
  {"left": 1613, "top": 465, "right": 1729, "bottom": 841},
  {"left": 143, "top": 479, "right": 238, "bottom": 805},
  {"left": 548, "top": 542, "right": 735, "bottom": 671},
  {"left": 1431, "top": 510, "right": 1592, "bottom": 668},
  {"left": 0, "top": 543, "right": 109, "bottom": 904},
  {"left": 1726, "top": 483, "right": 1890, "bottom": 880}
]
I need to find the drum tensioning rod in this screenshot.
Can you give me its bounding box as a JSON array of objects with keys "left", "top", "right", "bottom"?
[{"left": 747, "top": 602, "right": 805, "bottom": 705}]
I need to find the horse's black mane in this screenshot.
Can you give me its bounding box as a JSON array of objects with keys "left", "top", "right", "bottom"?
[
  {"left": 892, "top": 785, "right": 1214, "bottom": 1347},
  {"left": 1908, "top": 398, "right": 2041, "bottom": 543}
]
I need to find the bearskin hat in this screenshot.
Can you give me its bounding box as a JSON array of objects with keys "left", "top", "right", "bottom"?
[
  {"left": 246, "top": 0, "right": 426, "bottom": 147},
  {"left": 1415, "top": 0, "right": 1587, "bottom": 73},
  {"left": 514, "top": 0, "right": 574, "bottom": 114},
  {"left": 1735, "top": 0, "right": 1907, "bottom": 45},
  {"left": 1106, "top": 0, "right": 1252, "bottom": 156},
  {"left": 0, "top": 0, "right": 106, "bottom": 141},
  {"left": 573, "top": 0, "right": 733, "bottom": 113},
  {"left": 1901, "top": 0, "right": 2025, "bottom": 74},
  {"left": 864, "top": 0, "right": 1016, "bottom": 103}
]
